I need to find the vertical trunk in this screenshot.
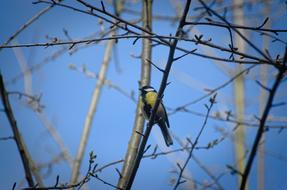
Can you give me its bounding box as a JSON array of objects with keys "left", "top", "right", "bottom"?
[
  {"left": 117, "top": 0, "right": 152, "bottom": 189},
  {"left": 257, "top": 2, "right": 270, "bottom": 190},
  {"left": 70, "top": 20, "right": 120, "bottom": 184},
  {"left": 232, "top": 0, "right": 247, "bottom": 188},
  {"left": 70, "top": 35, "right": 115, "bottom": 184}
]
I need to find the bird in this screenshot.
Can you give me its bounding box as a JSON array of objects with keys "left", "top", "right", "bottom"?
[{"left": 139, "top": 85, "right": 173, "bottom": 147}]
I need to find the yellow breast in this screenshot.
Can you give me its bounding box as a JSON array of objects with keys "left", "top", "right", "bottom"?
[{"left": 145, "top": 91, "right": 157, "bottom": 106}]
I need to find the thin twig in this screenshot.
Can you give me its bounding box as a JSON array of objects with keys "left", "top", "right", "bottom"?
[
  {"left": 0, "top": 34, "right": 278, "bottom": 66},
  {"left": 175, "top": 108, "right": 287, "bottom": 129},
  {"left": 1, "top": 3, "right": 55, "bottom": 48},
  {"left": 185, "top": 21, "right": 287, "bottom": 33},
  {"left": 173, "top": 94, "right": 216, "bottom": 190},
  {"left": 23, "top": 151, "right": 123, "bottom": 190},
  {"left": 22, "top": 0, "right": 282, "bottom": 67},
  {"left": 170, "top": 64, "right": 256, "bottom": 110},
  {"left": 198, "top": 0, "right": 275, "bottom": 66},
  {"left": 0, "top": 136, "right": 14, "bottom": 141}
]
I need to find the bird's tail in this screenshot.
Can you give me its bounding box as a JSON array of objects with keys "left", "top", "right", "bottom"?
[{"left": 158, "top": 120, "right": 173, "bottom": 147}]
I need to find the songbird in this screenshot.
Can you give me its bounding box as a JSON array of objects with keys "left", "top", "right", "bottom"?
[{"left": 139, "top": 85, "right": 173, "bottom": 146}]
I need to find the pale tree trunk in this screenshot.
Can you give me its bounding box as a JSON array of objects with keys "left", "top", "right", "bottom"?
[
  {"left": 232, "top": 0, "right": 247, "bottom": 189},
  {"left": 257, "top": 1, "right": 270, "bottom": 190},
  {"left": 70, "top": 33, "right": 115, "bottom": 184},
  {"left": 70, "top": 1, "right": 125, "bottom": 183},
  {"left": 117, "top": 0, "right": 152, "bottom": 189}
]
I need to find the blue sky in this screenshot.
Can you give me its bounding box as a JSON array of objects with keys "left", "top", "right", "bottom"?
[{"left": 0, "top": 0, "right": 287, "bottom": 189}]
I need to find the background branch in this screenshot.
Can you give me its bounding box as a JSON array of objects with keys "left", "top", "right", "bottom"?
[
  {"left": 0, "top": 1, "right": 56, "bottom": 49},
  {"left": 70, "top": 6, "right": 123, "bottom": 184}
]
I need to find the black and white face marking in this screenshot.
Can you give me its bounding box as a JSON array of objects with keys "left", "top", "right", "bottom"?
[
  {"left": 143, "top": 87, "right": 155, "bottom": 92},
  {"left": 140, "top": 86, "right": 156, "bottom": 94}
]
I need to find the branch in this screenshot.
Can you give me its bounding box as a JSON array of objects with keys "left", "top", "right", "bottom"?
[
  {"left": 0, "top": 34, "right": 275, "bottom": 66},
  {"left": 23, "top": 151, "right": 124, "bottom": 190},
  {"left": 117, "top": 0, "right": 152, "bottom": 189},
  {"left": 173, "top": 94, "right": 216, "bottom": 190},
  {"left": 174, "top": 108, "right": 287, "bottom": 129},
  {"left": 145, "top": 58, "right": 165, "bottom": 73},
  {"left": 0, "top": 136, "right": 14, "bottom": 141},
  {"left": 70, "top": 10, "right": 122, "bottom": 184},
  {"left": 0, "top": 35, "right": 147, "bottom": 49},
  {"left": 185, "top": 21, "right": 287, "bottom": 33},
  {"left": 8, "top": 91, "right": 45, "bottom": 112},
  {"left": 1, "top": 2, "right": 55, "bottom": 49},
  {"left": 170, "top": 64, "right": 256, "bottom": 110},
  {"left": 64, "top": 129, "right": 287, "bottom": 181},
  {"left": 240, "top": 49, "right": 287, "bottom": 189},
  {"left": 31, "top": 0, "right": 280, "bottom": 66},
  {"left": 6, "top": 26, "right": 118, "bottom": 85},
  {"left": 125, "top": 0, "right": 192, "bottom": 189},
  {"left": 0, "top": 74, "right": 35, "bottom": 187},
  {"left": 198, "top": 0, "right": 276, "bottom": 66}
]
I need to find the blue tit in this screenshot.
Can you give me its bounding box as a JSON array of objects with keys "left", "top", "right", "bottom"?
[{"left": 139, "top": 85, "right": 173, "bottom": 147}]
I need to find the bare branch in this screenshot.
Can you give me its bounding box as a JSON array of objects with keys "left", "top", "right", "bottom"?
[
  {"left": 29, "top": 0, "right": 282, "bottom": 67},
  {"left": 0, "top": 74, "right": 35, "bottom": 187},
  {"left": 198, "top": 0, "right": 283, "bottom": 70},
  {"left": 145, "top": 58, "right": 165, "bottom": 73},
  {"left": 0, "top": 136, "right": 14, "bottom": 141},
  {"left": 170, "top": 65, "right": 256, "bottom": 110},
  {"left": 1, "top": 3, "right": 55, "bottom": 48},
  {"left": 185, "top": 20, "right": 287, "bottom": 33},
  {"left": 23, "top": 151, "right": 124, "bottom": 190},
  {"left": 173, "top": 94, "right": 216, "bottom": 190},
  {"left": 255, "top": 80, "right": 271, "bottom": 91},
  {"left": 240, "top": 49, "right": 287, "bottom": 189},
  {"left": 125, "top": 1, "right": 192, "bottom": 189},
  {"left": 0, "top": 34, "right": 277, "bottom": 66},
  {"left": 173, "top": 48, "right": 197, "bottom": 62}
]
